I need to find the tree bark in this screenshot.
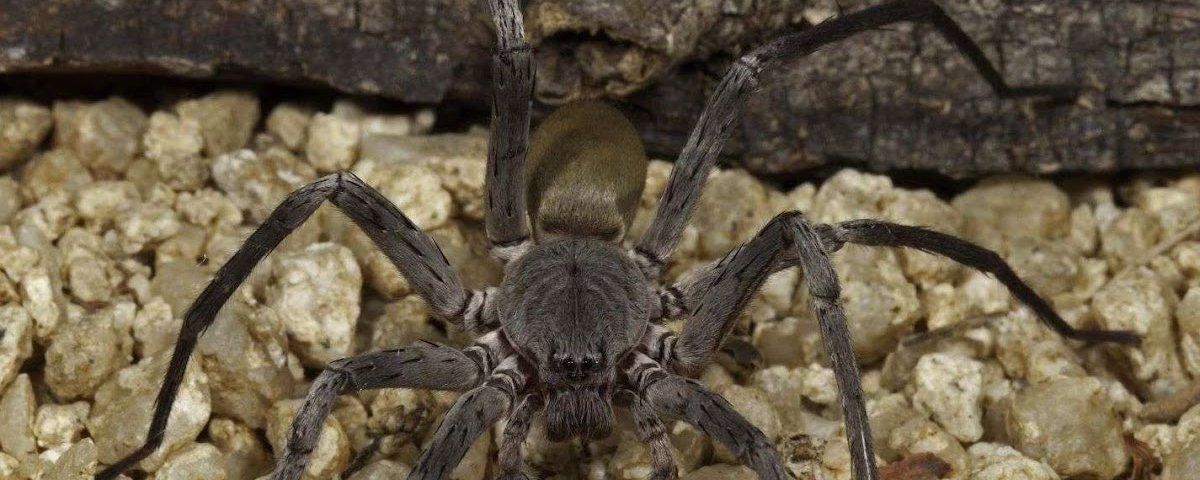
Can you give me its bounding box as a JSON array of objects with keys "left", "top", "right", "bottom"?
[{"left": 1, "top": 0, "right": 1196, "bottom": 177}]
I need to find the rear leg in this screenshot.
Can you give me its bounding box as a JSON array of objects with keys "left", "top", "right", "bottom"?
[{"left": 823, "top": 219, "right": 1140, "bottom": 345}]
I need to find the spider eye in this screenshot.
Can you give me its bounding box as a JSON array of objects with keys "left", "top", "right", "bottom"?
[
  {"left": 581, "top": 357, "right": 595, "bottom": 371},
  {"left": 562, "top": 358, "right": 576, "bottom": 371}
]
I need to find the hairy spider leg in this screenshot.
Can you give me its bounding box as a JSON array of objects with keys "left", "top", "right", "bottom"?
[
  {"left": 97, "top": 173, "right": 489, "bottom": 479},
  {"left": 485, "top": 0, "right": 535, "bottom": 260},
  {"left": 632, "top": 0, "right": 1080, "bottom": 277},
  {"left": 272, "top": 343, "right": 486, "bottom": 480}
]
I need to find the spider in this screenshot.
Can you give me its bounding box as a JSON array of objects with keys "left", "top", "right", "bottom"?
[{"left": 98, "top": 0, "right": 1141, "bottom": 479}]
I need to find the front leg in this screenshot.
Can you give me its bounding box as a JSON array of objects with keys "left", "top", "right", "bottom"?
[
  {"left": 615, "top": 389, "right": 679, "bottom": 480},
  {"left": 98, "top": 173, "right": 488, "bottom": 480},
  {"left": 484, "top": 0, "right": 535, "bottom": 260},
  {"left": 627, "top": 353, "right": 784, "bottom": 480},
  {"left": 273, "top": 343, "right": 485, "bottom": 480},
  {"left": 496, "top": 394, "right": 541, "bottom": 480},
  {"left": 664, "top": 212, "right": 876, "bottom": 480},
  {"left": 411, "top": 355, "right": 529, "bottom": 479}
]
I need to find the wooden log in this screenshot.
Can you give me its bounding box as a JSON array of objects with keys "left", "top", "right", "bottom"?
[{"left": 2, "top": 0, "right": 1196, "bottom": 177}]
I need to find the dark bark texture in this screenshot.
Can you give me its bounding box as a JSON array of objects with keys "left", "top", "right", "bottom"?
[{"left": 1, "top": 0, "right": 1197, "bottom": 177}]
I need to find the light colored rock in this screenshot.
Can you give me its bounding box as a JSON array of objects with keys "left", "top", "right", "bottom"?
[
  {"left": 882, "top": 189, "right": 964, "bottom": 286},
  {"left": 866, "top": 394, "right": 920, "bottom": 462},
  {"left": 450, "top": 432, "right": 490, "bottom": 480},
  {"left": 53, "top": 97, "right": 147, "bottom": 176},
  {"left": 1163, "top": 438, "right": 1200, "bottom": 480},
  {"left": 1004, "top": 376, "right": 1127, "bottom": 479},
  {"left": 0, "top": 97, "right": 53, "bottom": 171},
  {"left": 305, "top": 113, "right": 362, "bottom": 172},
  {"left": 75, "top": 180, "right": 141, "bottom": 229},
  {"left": 175, "top": 188, "right": 243, "bottom": 229},
  {"left": 143, "top": 111, "right": 208, "bottom": 190},
  {"left": 0, "top": 176, "right": 19, "bottom": 224},
  {"left": 0, "top": 451, "right": 15, "bottom": 479},
  {"left": 1093, "top": 267, "right": 1187, "bottom": 397},
  {"left": 266, "top": 103, "right": 315, "bottom": 152},
  {"left": 1173, "top": 241, "right": 1200, "bottom": 280},
  {"left": 151, "top": 260, "right": 212, "bottom": 320},
  {"left": 198, "top": 290, "right": 300, "bottom": 428},
  {"left": 19, "top": 149, "right": 93, "bottom": 202},
  {"left": 966, "top": 442, "right": 1059, "bottom": 480},
  {"left": 908, "top": 352, "right": 984, "bottom": 443},
  {"left": 797, "top": 363, "right": 839, "bottom": 408},
  {"left": 420, "top": 142, "right": 489, "bottom": 221},
  {"left": 154, "top": 224, "right": 207, "bottom": 269},
  {"left": 698, "top": 364, "right": 735, "bottom": 394},
  {"left": 886, "top": 417, "right": 968, "bottom": 474},
  {"left": 752, "top": 316, "right": 815, "bottom": 368},
  {"left": 1068, "top": 204, "right": 1098, "bottom": 255},
  {"left": 608, "top": 431, "right": 654, "bottom": 480},
  {"left": 1099, "top": 208, "right": 1162, "bottom": 270},
  {"left": 175, "top": 90, "right": 260, "bottom": 156},
  {"left": 1133, "top": 186, "right": 1200, "bottom": 236},
  {"left": 209, "top": 418, "right": 273, "bottom": 480},
  {"left": 0, "top": 305, "right": 32, "bottom": 394},
  {"left": 20, "top": 266, "right": 61, "bottom": 343},
  {"left": 0, "top": 374, "right": 36, "bottom": 456},
  {"left": 331, "top": 396, "right": 370, "bottom": 453},
  {"left": 1004, "top": 237, "right": 1080, "bottom": 299},
  {"left": 350, "top": 159, "right": 454, "bottom": 230},
  {"left": 366, "top": 388, "right": 439, "bottom": 447},
  {"left": 712, "top": 385, "right": 780, "bottom": 464},
  {"left": 16, "top": 191, "right": 78, "bottom": 241},
  {"left": 33, "top": 402, "right": 89, "bottom": 449},
  {"left": 42, "top": 438, "right": 97, "bottom": 480},
  {"left": 370, "top": 295, "right": 437, "bottom": 351},
  {"left": 778, "top": 433, "right": 824, "bottom": 479},
  {"left": 116, "top": 202, "right": 182, "bottom": 254},
  {"left": 88, "top": 354, "right": 211, "bottom": 472},
  {"left": 795, "top": 245, "right": 919, "bottom": 363},
  {"left": 748, "top": 366, "right": 808, "bottom": 435},
  {"left": 43, "top": 308, "right": 132, "bottom": 400},
  {"left": 1177, "top": 287, "right": 1200, "bottom": 377},
  {"left": 506, "top": 416, "right": 580, "bottom": 473},
  {"left": 327, "top": 160, "right": 454, "bottom": 298},
  {"left": 266, "top": 242, "right": 361, "bottom": 367},
  {"left": 348, "top": 459, "right": 411, "bottom": 480},
  {"left": 152, "top": 443, "right": 227, "bottom": 480},
  {"left": 266, "top": 399, "right": 350, "bottom": 480},
  {"left": 60, "top": 229, "right": 122, "bottom": 305},
  {"left": 692, "top": 169, "right": 773, "bottom": 259},
  {"left": 810, "top": 169, "right": 895, "bottom": 223},
  {"left": 680, "top": 464, "right": 756, "bottom": 480},
  {"left": 211, "top": 147, "right": 318, "bottom": 222},
  {"left": 952, "top": 176, "right": 1070, "bottom": 250},
  {"left": 431, "top": 223, "right": 502, "bottom": 291},
  {"left": 669, "top": 422, "right": 711, "bottom": 474}
]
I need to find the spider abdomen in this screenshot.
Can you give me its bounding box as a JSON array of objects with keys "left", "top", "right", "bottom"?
[{"left": 526, "top": 100, "right": 648, "bottom": 242}]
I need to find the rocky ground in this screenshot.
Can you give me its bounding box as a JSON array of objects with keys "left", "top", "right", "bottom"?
[{"left": 0, "top": 91, "right": 1198, "bottom": 480}]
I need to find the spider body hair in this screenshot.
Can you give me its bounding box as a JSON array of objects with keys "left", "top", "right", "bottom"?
[{"left": 497, "top": 236, "right": 654, "bottom": 441}]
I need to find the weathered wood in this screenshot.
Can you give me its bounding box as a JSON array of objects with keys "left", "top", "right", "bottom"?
[{"left": 1, "top": 0, "right": 1196, "bottom": 177}]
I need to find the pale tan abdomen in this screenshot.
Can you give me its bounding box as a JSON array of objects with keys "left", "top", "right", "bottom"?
[{"left": 526, "top": 101, "right": 648, "bottom": 242}]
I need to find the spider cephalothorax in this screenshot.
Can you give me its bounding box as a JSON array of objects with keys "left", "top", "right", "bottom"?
[
  {"left": 99, "top": 1, "right": 1140, "bottom": 479},
  {"left": 498, "top": 238, "right": 653, "bottom": 440}
]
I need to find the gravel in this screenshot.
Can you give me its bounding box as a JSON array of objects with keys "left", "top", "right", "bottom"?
[{"left": 0, "top": 92, "right": 1197, "bottom": 479}]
